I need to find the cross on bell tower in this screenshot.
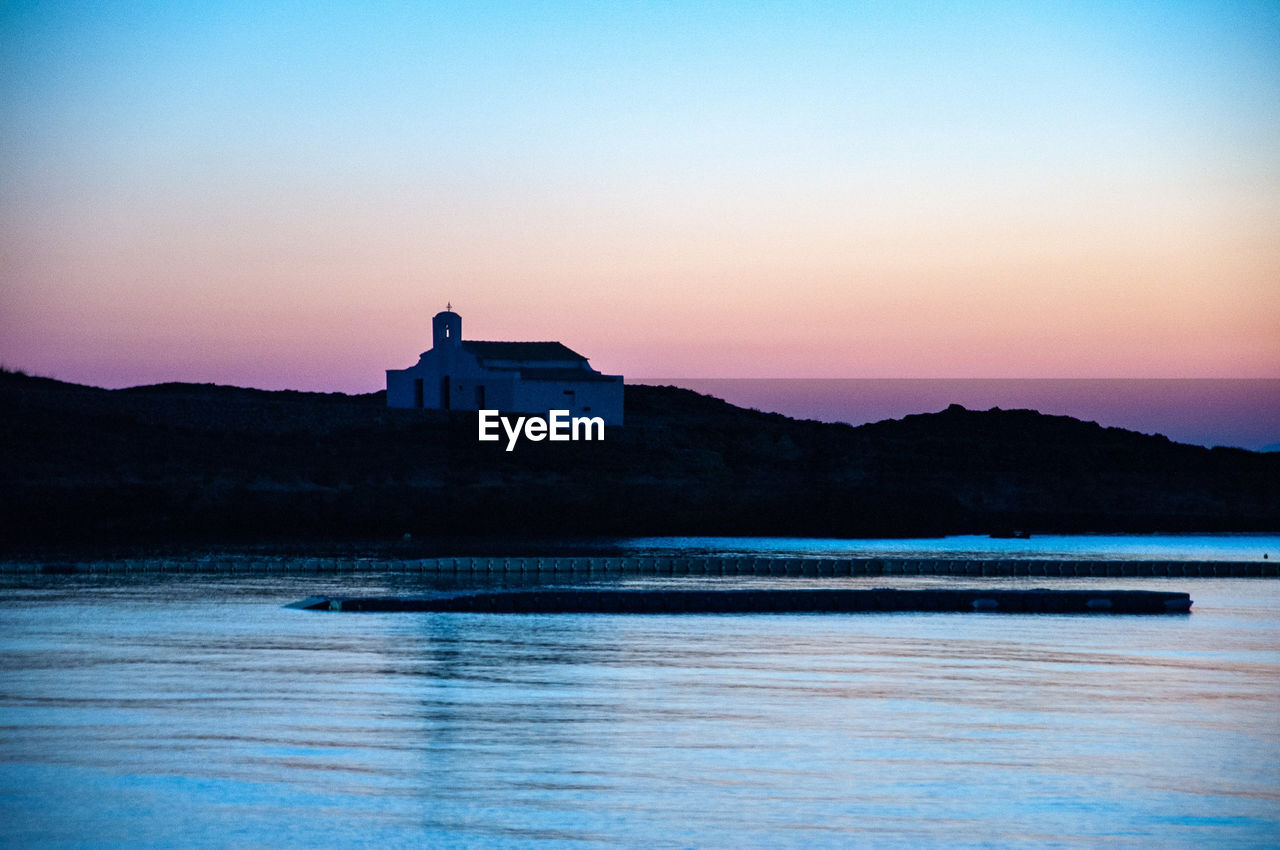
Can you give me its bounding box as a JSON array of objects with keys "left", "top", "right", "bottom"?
[{"left": 433, "top": 306, "right": 461, "bottom": 348}]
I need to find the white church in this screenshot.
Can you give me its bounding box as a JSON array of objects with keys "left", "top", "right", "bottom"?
[{"left": 386, "top": 307, "right": 625, "bottom": 425}]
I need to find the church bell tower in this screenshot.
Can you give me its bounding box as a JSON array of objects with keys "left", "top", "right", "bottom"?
[{"left": 433, "top": 305, "right": 461, "bottom": 349}]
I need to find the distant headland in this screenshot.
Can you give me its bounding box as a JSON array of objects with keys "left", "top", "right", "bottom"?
[{"left": 2, "top": 367, "right": 1278, "bottom": 551}]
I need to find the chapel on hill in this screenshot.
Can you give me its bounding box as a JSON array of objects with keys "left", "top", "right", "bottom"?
[{"left": 386, "top": 308, "right": 624, "bottom": 424}]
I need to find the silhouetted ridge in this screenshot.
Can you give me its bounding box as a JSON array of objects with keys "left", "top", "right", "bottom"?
[{"left": 2, "top": 369, "right": 1276, "bottom": 547}]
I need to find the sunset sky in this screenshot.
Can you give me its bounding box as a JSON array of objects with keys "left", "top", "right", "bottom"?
[{"left": 2, "top": 1, "right": 1277, "bottom": 391}]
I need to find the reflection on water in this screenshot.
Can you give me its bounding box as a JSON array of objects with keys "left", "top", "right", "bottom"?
[
  {"left": 617, "top": 533, "right": 1280, "bottom": 562},
  {"left": 1, "top": 573, "right": 1278, "bottom": 847}
]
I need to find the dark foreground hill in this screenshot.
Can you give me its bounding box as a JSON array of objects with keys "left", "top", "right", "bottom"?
[{"left": 2, "top": 369, "right": 1277, "bottom": 549}]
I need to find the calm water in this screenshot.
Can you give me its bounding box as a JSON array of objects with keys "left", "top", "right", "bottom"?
[
  {"left": 618, "top": 533, "right": 1280, "bottom": 562},
  {"left": 1, "top": 562, "right": 1278, "bottom": 848},
  {"left": 637, "top": 379, "right": 1280, "bottom": 451}
]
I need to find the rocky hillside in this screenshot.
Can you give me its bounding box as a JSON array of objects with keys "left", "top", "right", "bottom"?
[{"left": 3, "top": 368, "right": 1277, "bottom": 547}]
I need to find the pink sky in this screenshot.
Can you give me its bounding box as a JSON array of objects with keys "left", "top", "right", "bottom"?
[{"left": 2, "top": 3, "right": 1277, "bottom": 391}]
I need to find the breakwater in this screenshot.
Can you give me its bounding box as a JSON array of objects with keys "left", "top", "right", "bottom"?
[
  {"left": 288, "top": 588, "right": 1193, "bottom": 615},
  {"left": 5, "top": 555, "right": 1276, "bottom": 577}
]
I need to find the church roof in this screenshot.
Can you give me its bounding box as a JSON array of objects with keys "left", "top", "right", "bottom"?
[{"left": 462, "top": 341, "right": 587, "bottom": 362}]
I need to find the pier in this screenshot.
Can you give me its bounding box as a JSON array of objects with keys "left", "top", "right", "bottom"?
[{"left": 288, "top": 587, "right": 1193, "bottom": 614}]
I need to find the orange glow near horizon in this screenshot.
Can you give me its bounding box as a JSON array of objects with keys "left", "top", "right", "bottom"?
[{"left": 2, "top": 3, "right": 1278, "bottom": 390}]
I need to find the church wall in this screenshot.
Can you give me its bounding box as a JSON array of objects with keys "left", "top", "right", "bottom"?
[
  {"left": 512, "top": 377, "right": 624, "bottom": 425},
  {"left": 385, "top": 368, "right": 417, "bottom": 407},
  {"left": 476, "top": 357, "right": 584, "bottom": 370},
  {"left": 387, "top": 348, "right": 492, "bottom": 410}
]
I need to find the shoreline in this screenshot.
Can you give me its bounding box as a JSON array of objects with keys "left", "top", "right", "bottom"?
[{"left": 4, "top": 554, "right": 1277, "bottom": 578}]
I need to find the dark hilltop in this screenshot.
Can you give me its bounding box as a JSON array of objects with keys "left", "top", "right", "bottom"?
[{"left": 3, "top": 368, "right": 1277, "bottom": 552}]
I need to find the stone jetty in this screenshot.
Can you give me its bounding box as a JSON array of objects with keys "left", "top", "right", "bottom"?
[{"left": 287, "top": 587, "right": 1193, "bottom": 615}]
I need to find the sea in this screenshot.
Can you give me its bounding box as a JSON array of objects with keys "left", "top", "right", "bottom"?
[
  {"left": 636, "top": 379, "right": 1280, "bottom": 451},
  {"left": 2, "top": 535, "right": 1278, "bottom": 847}
]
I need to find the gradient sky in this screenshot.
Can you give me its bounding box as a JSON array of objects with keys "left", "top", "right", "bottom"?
[{"left": 2, "top": 1, "right": 1278, "bottom": 391}]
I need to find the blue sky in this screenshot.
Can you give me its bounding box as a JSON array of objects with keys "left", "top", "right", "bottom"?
[{"left": 2, "top": 1, "right": 1277, "bottom": 387}]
